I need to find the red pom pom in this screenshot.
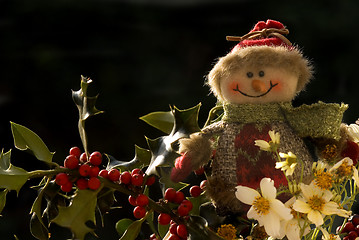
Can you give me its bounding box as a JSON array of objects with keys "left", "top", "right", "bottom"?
[{"left": 341, "top": 141, "right": 359, "bottom": 165}]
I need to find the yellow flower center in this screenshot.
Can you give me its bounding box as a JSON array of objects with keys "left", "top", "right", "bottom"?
[
  {"left": 336, "top": 162, "right": 352, "bottom": 177},
  {"left": 216, "top": 224, "right": 237, "bottom": 240},
  {"left": 308, "top": 195, "right": 325, "bottom": 211},
  {"left": 322, "top": 144, "right": 338, "bottom": 161},
  {"left": 253, "top": 196, "right": 270, "bottom": 215},
  {"left": 314, "top": 170, "right": 333, "bottom": 189}
]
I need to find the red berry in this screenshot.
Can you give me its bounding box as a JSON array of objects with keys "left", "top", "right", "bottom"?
[
  {"left": 194, "top": 167, "right": 205, "bottom": 175},
  {"left": 69, "top": 147, "right": 81, "bottom": 158},
  {"left": 350, "top": 214, "right": 359, "bottom": 226},
  {"left": 98, "top": 169, "right": 108, "bottom": 179},
  {"left": 79, "top": 152, "right": 87, "bottom": 162},
  {"left": 120, "top": 171, "right": 131, "bottom": 184},
  {"left": 108, "top": 169, "right": 120, "bottom": 182},
  {"left": 136, "top": 194, "right": 149, "bottom": 207},
  {"left": 174, "top": 191, "right": 185, "bottom": 204},
  {"left": 348, "top": 230, "right": 358, "bottom": 239},
  {"left": 200, "top": 180, "right": 207, "bottom": 190},
  {"left": 343, "top": 222, "right": 356, "bottom": 233},
  {"left": 55, "top": 173, "right": 69, "bottom": 186},
  {"left": 355, "top": 225, "right": 359, "bottom": 234},
  {"left": 64, "top": 155, "right": 79, "bottom": 169},
  {"left": 133, "top": 206, "right": 146, "bottom": 219},
  {"left": 177, "top": 204, "right": 190, "bottom": 216},
  {"left": 176, "top": 224, "right": 188, "bottom": 238},
  {"left": 131, "top": 173, "right": 144, "bottom": 186},
  {"left": 181, "top": 200, "right": 193, "bottom": 211},
  {"left": 158, "top": 213, "right": 171, "bottom": 225},
  {"left": 169, "top": 223, "right": 178, "bottom": 234},
  {"left": 76, "top": 178, "right": 88, "bottom": 190},
  {"left": 168, "top": 234, "right": 181, "bottom": 240},
  {"left": 88, "top": 177, "right": 101, "bottom": 190},
  {"left": 190, "top": 185, "right": 202, "bottom": 197},
  {"left": 61, "top": 181, "right": 73, "bottom": 192},
  {"left": 145, "top": 176, "right": 156, "bottom": 186},
  {"left": 165, "top": 188, "right": 177, "bottom": 202},
  {"left": 131, "top": 168, "right": 143, "bottom": 176},
  {"left": 89, "top": 151, "right": 102, "bottom": 166},
  {"left": 79, "top": 164, "right": 91, "bottom": 177},
  {"left": 128, "top": 195, "right": 137, "bottom": 206},
  {"left": 89, "top": 166, "right": 100, "bottom": 177}
]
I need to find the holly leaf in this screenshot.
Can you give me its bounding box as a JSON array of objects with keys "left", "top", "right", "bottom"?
[
  {"left": 72, "top": 76, "right": 104, "bottom": 155},
  {"left": 115, "top": 218, "right": 133, "bottom": 236},
  {"left": 52, "top": 188, "right": 102, "bottom": 240},
  {"left": 119, "top": 216, "right": 147, "bottom": 240},
  {"left": 187, "top": 193, "right": 209, "bottom": 216},
  {"left": 0, "top": 189, "right": 8, "bottom": 215},
  {"left": 106, "top": 145, "right": 151, "bottom": 171},
  {"left": 30, "top": 178, "right": 51, "bottom": 233},
  {"left": 145, "top": 136, "right": 181, "bottom": 177},
  {"left": 0, "top": 149, "right": 29, "bottom": 193},
  {"left": 144, "top": 104, "right": 201, "bottom": 177},
  {"left": 140, "top": 110, "right": 174, "bottom": 134},
  {"left": 30, "top": 213, "right": 49, "bottom": 240},
  {"left": 11, "top": 122, "right": 54, "bottom": 163}
]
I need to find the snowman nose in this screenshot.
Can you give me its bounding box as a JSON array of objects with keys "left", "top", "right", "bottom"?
[{"left": 251, "top": 80, "right": 267, "bottom": 93}]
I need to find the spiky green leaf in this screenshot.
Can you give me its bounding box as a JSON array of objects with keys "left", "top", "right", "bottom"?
[
  {"left": 10, "top": 122, "right": 54, "bottom": 163},
  {"left": 0, "top": 150, "right": 29, "bottom": 193},
  {"left": 106, "top": 145, "right": 151, "bottom": 171},
  {"left": 72, "top": 76, "right": 104, "bottom": 155},
  {"left": 52, "top": 188, "right": 102, "bottom": 240},
  {"left": 0, "top": 189, "right": 8, "bottom": 215},
  {"left": 30, "top": 213, "right": 49, "bottom": 240},
  {"left": 140, "top": 111, "right": 174, "bottom": 134}
]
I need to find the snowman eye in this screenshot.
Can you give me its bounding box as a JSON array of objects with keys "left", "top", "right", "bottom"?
[
  {"left": 259, "top": 71, "right": 265, "bottom": 77},
  {"left": 246, "top": 72, "right": 254, "bottom": 78}
]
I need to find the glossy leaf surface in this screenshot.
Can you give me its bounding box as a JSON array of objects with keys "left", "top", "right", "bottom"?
[{"left": 11, "top": 122, "right": 54, "bottom": 163}]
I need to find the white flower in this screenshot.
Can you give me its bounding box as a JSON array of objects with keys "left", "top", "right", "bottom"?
[
  {"left": 353, "top": 167, "right": 359, "bottom": 188},
  {"left": 292, "top": 181, "right": 351, "bottom": 227},
  {"left": 319, "top": 226, "right": 341, "bottom": 240},
  {"left": 329, "top": 157, "right": 353, "bottom": 178},
  {"left": 278, "top": 197, "right": 310, "bottom": 240},
  {"left": 235, "top": 178, "right": 292, "bottom": 238},
  {"left": 254, "top": 130, "right": 280, "bottom": 152},
  {"left": 276, "top": 152, "right": 297, "bottom": 176},
  {"left": 347, "top": 124, "right": 359, "bottom": 143}
]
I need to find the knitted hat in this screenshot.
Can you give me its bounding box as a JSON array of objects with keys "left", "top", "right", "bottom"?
[{"left": 227, "top": 20, "right": 292, "bottom": 51}]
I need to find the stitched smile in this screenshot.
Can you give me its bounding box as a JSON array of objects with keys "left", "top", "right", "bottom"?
[{"left": 232, "top": 81, "right": 278, "bottom": 98}]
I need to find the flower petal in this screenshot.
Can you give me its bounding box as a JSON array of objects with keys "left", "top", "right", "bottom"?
[
  {"left": 284, "top": 219, "right": 301, "bottom": 240},
  {"left": 321, "top": 189, "right": 333, "bottom": 202},
  {"left": 235, "top": 185, "right": 260, "bottom": 205},
  {"left": 255, "top": 140, "right": 271, "bottom": 151},
  {"left": 292, "top": 199, "right": 311, "bottom": 214},
  {"left": 270, "top": 199, "right": 292, "bottom": 221},
  {"left": 261, "top": 211, "right": 281, "bottom": 238},
  {"left": 307, "top": 210, "right": 324, "bottom": 226},
  {"left": 247, "top": 206, "right": 262, "bottom": 224},
  {"left": 321, "top": 201, "right": 340, "bottom": 215},
  {"left": 260, "top": 178, "right": 276, "bottom": 199}
]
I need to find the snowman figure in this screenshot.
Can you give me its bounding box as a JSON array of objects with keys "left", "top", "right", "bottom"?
[{"left": 171, "top": 20, "right": 349, "bottom": 216}]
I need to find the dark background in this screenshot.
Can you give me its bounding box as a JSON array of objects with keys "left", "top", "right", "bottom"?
[{"left": 1, "top": 0, "right": 359, "bottom": 239}]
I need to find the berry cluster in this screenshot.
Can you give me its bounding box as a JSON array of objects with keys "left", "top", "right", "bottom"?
[
  {"left": 55, "top": 147, "right": 103, "bottom": 192},
  {"left": 337, "top": 214, "right": 359, "bottom": 239}
]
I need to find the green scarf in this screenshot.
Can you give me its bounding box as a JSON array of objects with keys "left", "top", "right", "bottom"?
[{"left": 221, "top": 101, "right": 348, "bottom": 140}]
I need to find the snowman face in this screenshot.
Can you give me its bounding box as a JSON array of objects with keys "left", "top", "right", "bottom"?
[{"left": 220, "top": 66, "right": 299, "bottom": 104}]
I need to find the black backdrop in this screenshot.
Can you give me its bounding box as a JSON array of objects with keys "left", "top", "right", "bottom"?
[{"left": 1, "top": 0, "right": 359, "bottom": 239}]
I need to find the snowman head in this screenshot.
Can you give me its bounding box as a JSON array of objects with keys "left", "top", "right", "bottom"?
[{"left": 207, "top": 20, "right": 313, "bottom": 104}]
